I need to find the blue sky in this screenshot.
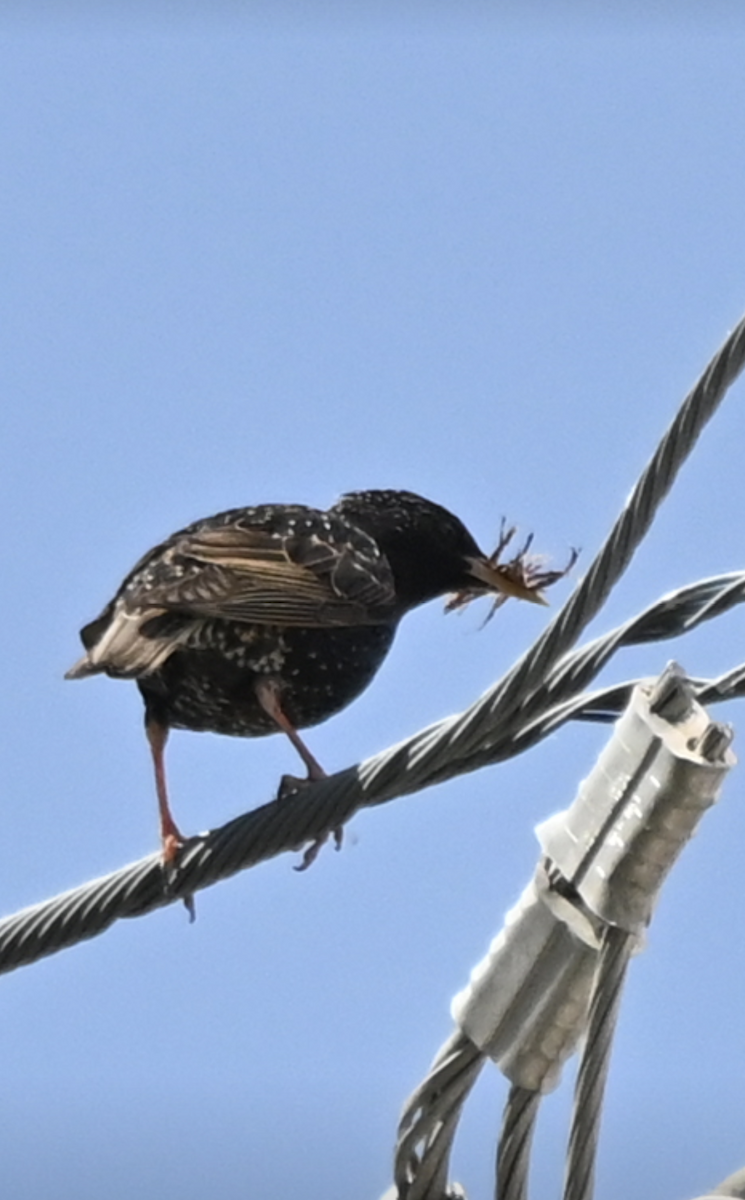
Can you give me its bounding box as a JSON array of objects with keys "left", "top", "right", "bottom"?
[{"left": 2, "top": 7, "right": 745, "bottom": 1199}]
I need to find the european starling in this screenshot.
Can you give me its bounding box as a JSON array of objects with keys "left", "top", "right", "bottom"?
[{"left": 66, "top": 490, "right": 551, "bottom": 863}]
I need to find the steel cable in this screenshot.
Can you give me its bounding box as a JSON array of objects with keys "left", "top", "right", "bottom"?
[
  {"left": 495, "top": 1085, "right": 541, "bottom": 1200},
  {"left": 2, "top": 572, "right": 745, "bottom": 976},
  {"left": 392, "top": 1031, "right": 485, "bottom": 1200},
  {"left": 2, "top": 316, "right": 745, "bottom": 975},
  {"left": 562, "top": 926, "right": 636, "bottom": 1200}
]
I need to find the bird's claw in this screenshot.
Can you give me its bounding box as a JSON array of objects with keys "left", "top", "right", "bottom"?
[
  {"left": 160, "top": 836, "right": 198, "bottom": 922},
  {"left": 293, "top": 824, "right": 344, "bottom": 872},
  {"left": 277, "top": 772, "right": 309, "bottom": 800}
]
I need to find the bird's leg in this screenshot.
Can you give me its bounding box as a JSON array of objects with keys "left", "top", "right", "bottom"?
[
  {"left": 255, "top": 677, "right": 327, "bottom": 782},
  {"left": 145, "top": 715, "right": 186, "bottom": 863},
  {"left": 145, "top": 716, "right": 196, "bottom": 922},
  {"left": 255, "top": 678, "right": 342, "bottom": 869}
]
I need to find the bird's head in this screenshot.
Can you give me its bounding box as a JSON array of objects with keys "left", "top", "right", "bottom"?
[{"left": 332, "top": 490, "right": 560, "bottom": 614}]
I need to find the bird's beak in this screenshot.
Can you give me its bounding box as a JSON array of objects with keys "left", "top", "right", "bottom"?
[{"left": 466, "top": 556, "right": 550, "bottom": 606}]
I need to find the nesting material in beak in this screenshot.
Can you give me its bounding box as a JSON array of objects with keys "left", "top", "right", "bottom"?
[
  {"left": 466, "top": 555, "right": 550, "bottom": 605},
  {"left": 446, "top": 522, "right": 578, "bottom": 621}
]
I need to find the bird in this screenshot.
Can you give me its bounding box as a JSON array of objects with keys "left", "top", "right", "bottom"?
[{"left": 66, "top": 489, "right": 554, "bottom": 866}]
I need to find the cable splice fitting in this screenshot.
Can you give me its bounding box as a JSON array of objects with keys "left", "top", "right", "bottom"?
[{"left": 452, "top": 662, "right": 735, "bottom": 1093}]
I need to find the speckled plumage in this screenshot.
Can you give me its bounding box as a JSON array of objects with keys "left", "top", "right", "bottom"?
[
  {"left": 137, "top": 623, "right": 397, "bottom": 739},
  {"left": 66, "top": 489, "right": 547, "bottom": 859}
]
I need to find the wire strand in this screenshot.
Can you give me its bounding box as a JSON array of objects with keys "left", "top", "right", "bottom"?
[
  {"left": 2, "top": 315, "right": 745, "bottom": 976},
  {"left": 562, "top": 927, "right": 635, "bottom": 1200},
  {"left": 496, "top": 1086, "right": 541, "bottom": 1200}
]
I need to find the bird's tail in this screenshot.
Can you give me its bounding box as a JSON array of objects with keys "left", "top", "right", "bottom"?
[
  {"left": 64, "top": 654, "right": 104, "bottom": 680},
  {"left": 65, "top": 603, "right": 189, "bottom": 680}
]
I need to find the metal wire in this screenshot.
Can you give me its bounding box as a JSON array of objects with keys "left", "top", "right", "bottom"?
[
  {"left": 2, "top": 315, "right": 745, "bottom": 976},
  {"left": 495, "top": 1085, "right": 541, "bottom": 1200},
  {"left": 562, "top": 926, "right": 636, "bottom": 1200},
  {"left": 450, "top": 571, "right": 745, "bottom": 772},
  {"left": 384, "top": 645, "right": 745, "bottom": 1200},
  {"left": 529, "top": 573, "right": 745, "bottom": 727},
  {"left": 392, "top": 309, "right": 745, "bottom": 774},
  {"left": 2, "top": 573, "right": 745, "bottom": 976},
  {"left": 392, "top": 1031, "right": 485, "bottom": 1200}
]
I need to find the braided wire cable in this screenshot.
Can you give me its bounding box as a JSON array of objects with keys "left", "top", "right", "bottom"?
[
  {"left": 2, "top": 318, "right": 745, "bottom": 975},
  {"left": 568, "top": 660, "right": 745, "bottom": 724},
  {"left": 379, "top": 310, "right": 745, "bottom": 778},
  {"left": 441, "top": 571, "right": 745, "bottom": 773},
  {"left": 2, "top": 572, "right": 745, "bottom": 975},
  {"left": 383, "top": 643, "right": 742, "bottom": 1200},
  {"left": 562, "top": 926, "right": 636, "bottom": 1200},
  {"left": 377, "top": 599, "right": 745, "bottom": 1200},
  {"left": 392, "top": 1030, "right": 485, "bottom": 1200},
  {"left": 536, "top": 573, "right": 745, "bottom": 722},
  {"left": 495, "top": 1085, "right": 541, "bottom": 1200}
]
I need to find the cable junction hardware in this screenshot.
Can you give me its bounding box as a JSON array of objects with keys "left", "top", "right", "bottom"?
[
  {"left": 3, "top": 314, "right": 745, "bottom": 1199},
  {"left": 389, "top": 666, "right": 734, "bottom": 1199}
]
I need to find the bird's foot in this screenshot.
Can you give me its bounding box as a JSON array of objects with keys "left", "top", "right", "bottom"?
[
  {"left": 161, "top": 830, "right": 184, "bottom": 864},
  {"left": 161, "top": 865, "right": 197, "bottom": 923},
  {"left": 277, "top": 772, "right": 311, "bottom": 800},
  {"left": 276, "top": 749, "right": 327, "bottom": 798},
  {"left": 274, "top": 770, "right": 342, "bottom": 870},
  {"left": 294, "top": 823, "right": 344, "bottom": 872},
  {"left": 160, "top": 831, "right": 197, "bottom": 922}
]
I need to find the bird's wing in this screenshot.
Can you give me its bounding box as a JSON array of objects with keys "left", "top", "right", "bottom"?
[{"left": 120, "top": 518, "right": 396, "bottom": 628}]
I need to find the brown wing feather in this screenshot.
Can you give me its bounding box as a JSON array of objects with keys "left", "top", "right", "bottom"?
[
  {"left": 66, "top": 506, "right": 398, "bottom": 680},
  {"left": 119, "top": 521, "right": 396, "bottom": 628}
]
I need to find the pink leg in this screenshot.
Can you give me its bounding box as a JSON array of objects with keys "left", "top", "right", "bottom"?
[
  {"left": 145, "top": 717, "right": 196, "bottom": 921},
  {"left": 145, "top": 717, "right": 186, "bottom": 862},
  {"left": 255, "top": 678, "right": 327, "bottom": 781},
  {"left": 255, "top": 679, "right": 341, "bottom": 869}
]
